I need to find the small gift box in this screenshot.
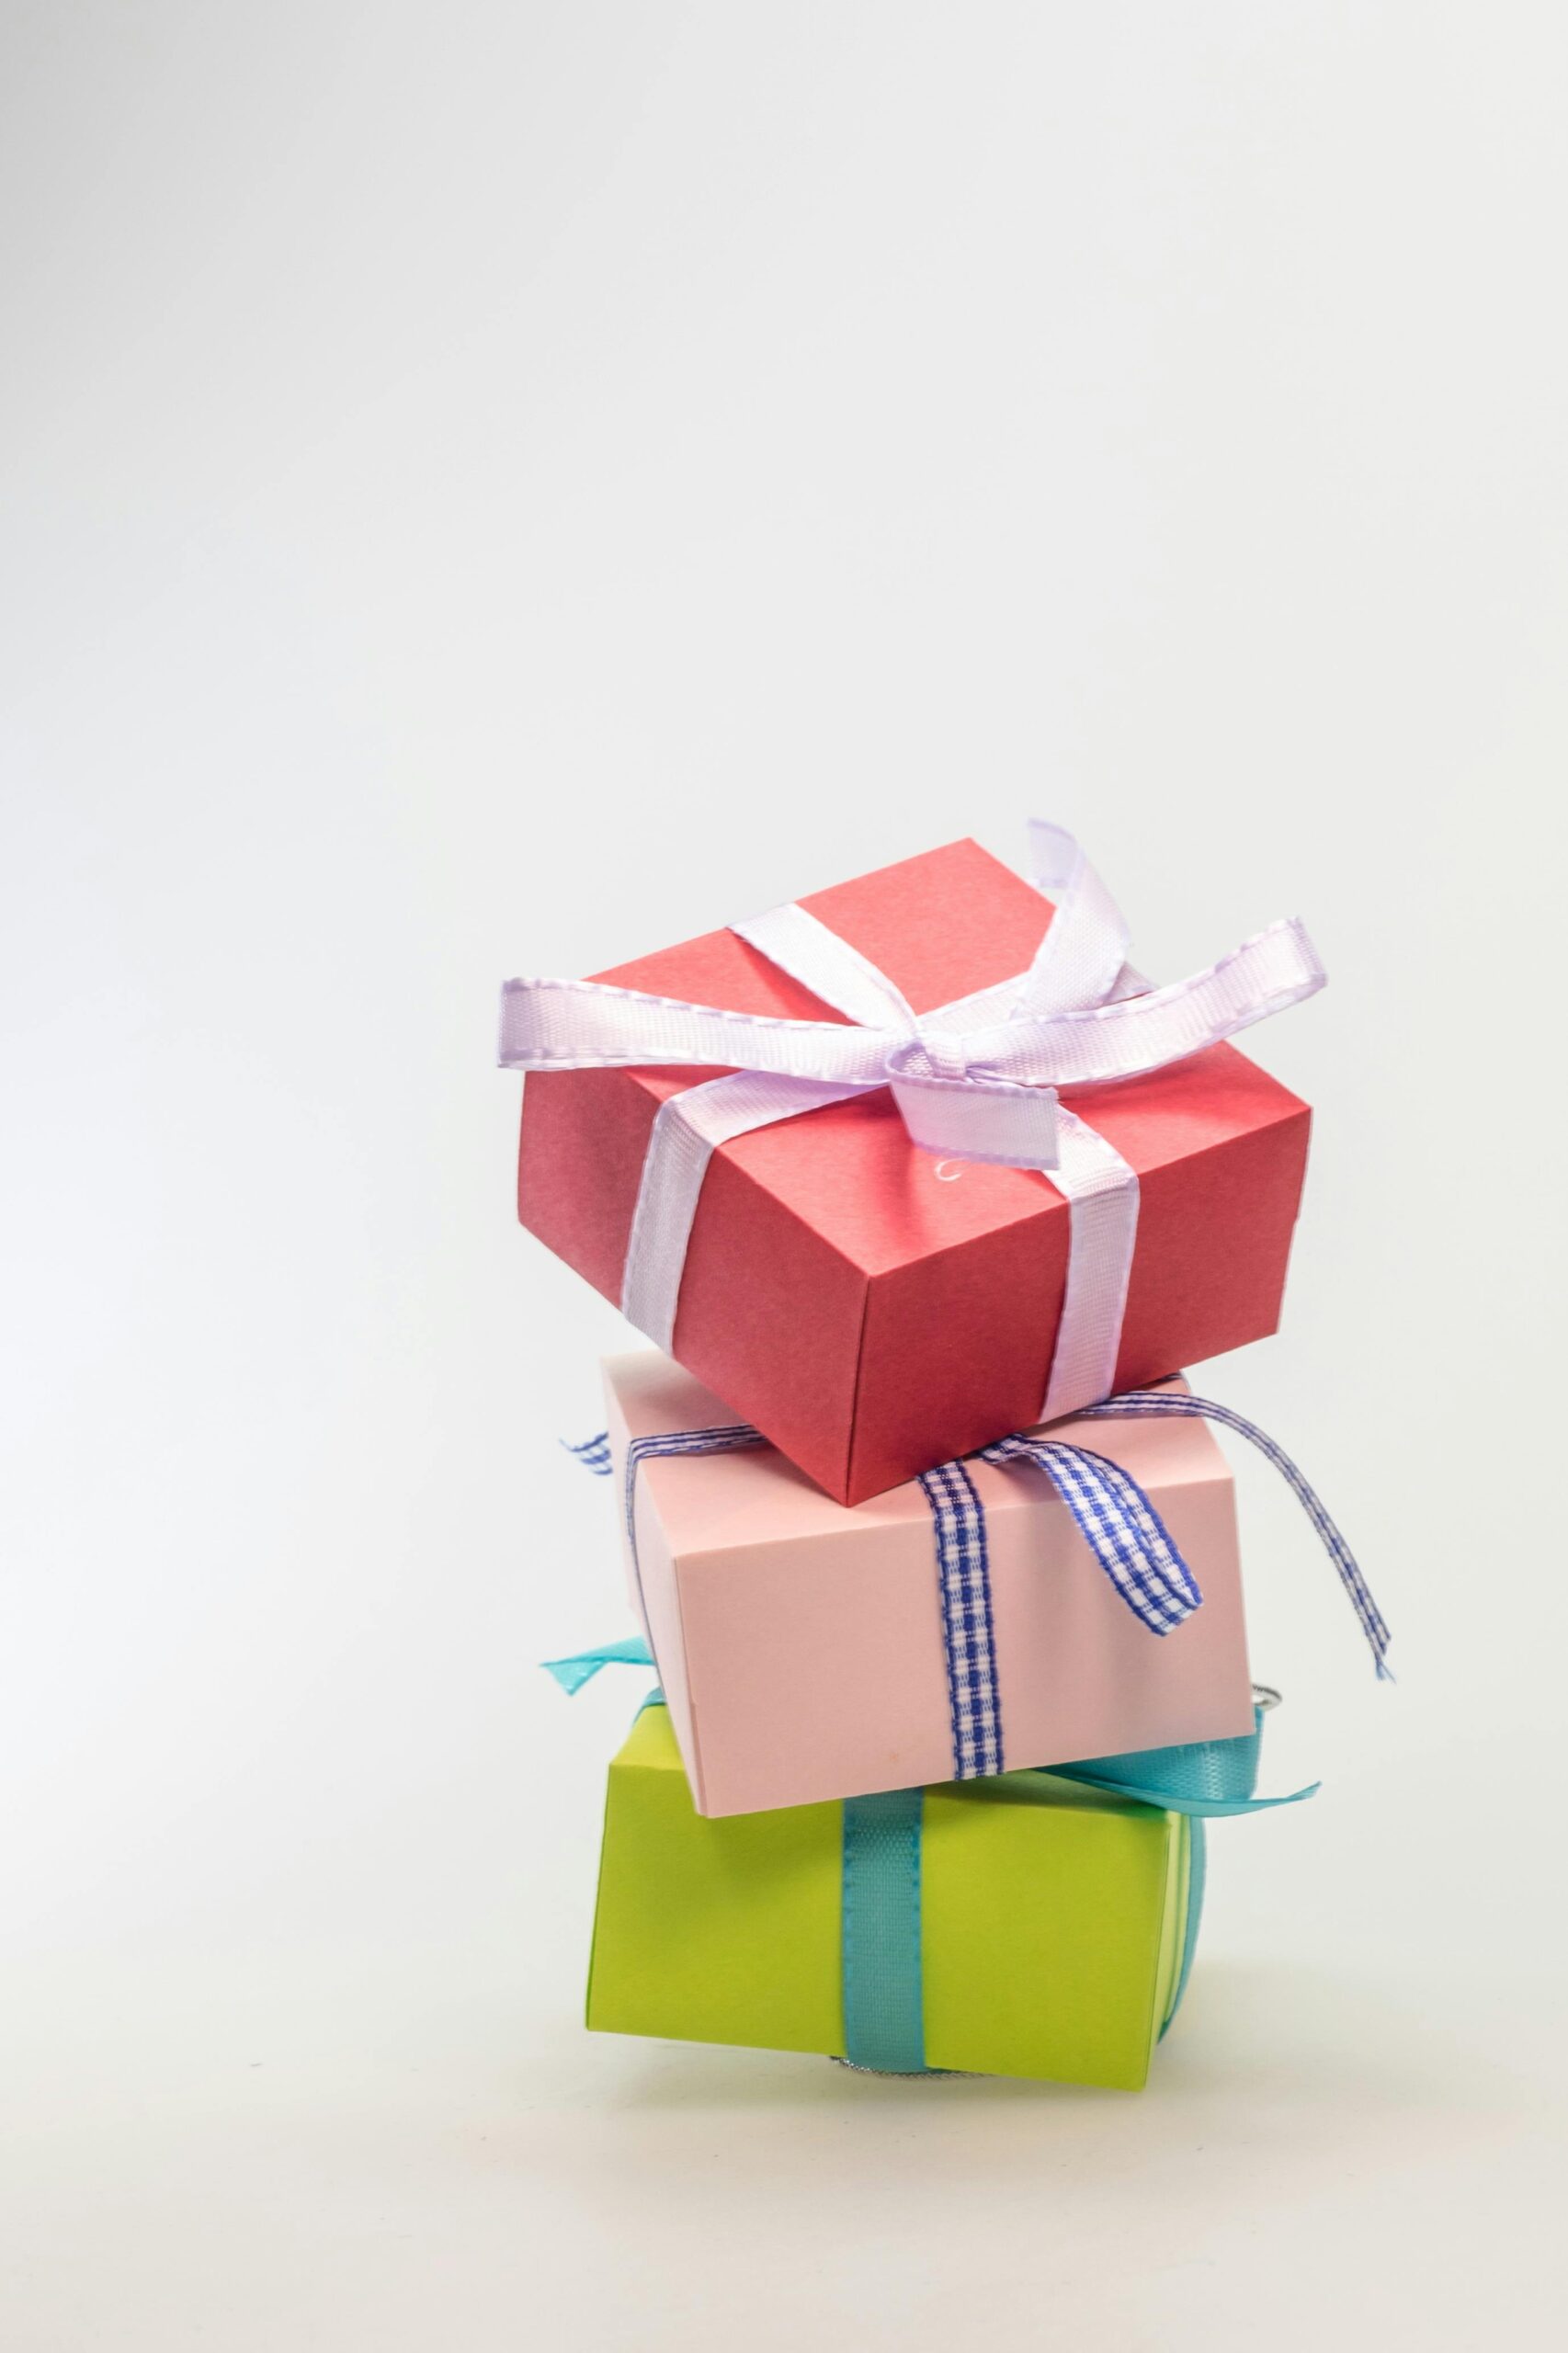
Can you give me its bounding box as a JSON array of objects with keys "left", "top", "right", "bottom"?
[
  {"left": 503, "top": 827, "right": 1321, "bottom": 1503},
  {"left": 571, "top": 1352, "right": 1256, "bottom": 1816},
  {"left": 585, "top": 1698, "right": 1298, "bottom": 2089}
]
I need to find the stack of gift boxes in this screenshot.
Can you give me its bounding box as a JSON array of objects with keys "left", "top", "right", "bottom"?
[{"left": 502, "top": 826, "right": 1388, "bottom": 2089}]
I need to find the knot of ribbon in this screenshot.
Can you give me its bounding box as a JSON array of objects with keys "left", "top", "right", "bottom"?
[
  {"left": 500, "top": 823, "right": 1326, "bottom": 1419},
  {"left": 502, "top": 821, "right": 1321, "bottom": 1169}
]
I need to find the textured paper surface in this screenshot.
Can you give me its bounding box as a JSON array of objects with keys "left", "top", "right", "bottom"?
[
  {"left": 518, "top": 837, "right": 1312, "bottom": 1503},
  {"left": 586, "top": 1704, "right": 1186, "bottom": 2089},
  {"left": 604, "top": 1351, "right": 1255, "bottom": 1819}
]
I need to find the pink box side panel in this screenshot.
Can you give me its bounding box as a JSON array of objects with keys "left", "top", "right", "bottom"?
[
  {"left": 600, "top": 1366, "right": 709, "bottom": 1813},
  {"left": 604, "top": 1352, "right": 1255, "bottom": 1817}
]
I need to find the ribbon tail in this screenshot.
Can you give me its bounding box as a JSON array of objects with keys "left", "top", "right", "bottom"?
[
  {"left": 499, "top": 972, "right": 897, "bottom": 1082},
  {"left": 541, "top": 1636, "right": 654, "bottom": 1693},
  {"left": 1080, "top": 1390, "right": 1392, "bottom": 1678},
  {"left": 1047, "top": 1767, "right": 1320, "bottom": 1816},
  {"left": 562, "top": 1431, "right": 614, "bottom": 1476}
]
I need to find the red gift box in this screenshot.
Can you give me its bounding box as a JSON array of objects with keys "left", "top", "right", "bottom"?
[{"left": 515, "top": 838, "right": 1312, "bottom": 1504}]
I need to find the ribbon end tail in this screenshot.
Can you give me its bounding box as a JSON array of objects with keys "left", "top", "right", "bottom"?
[
  {"left": 541, "top": 1655, "right": 603, "bottom": 1695},
  {"left": 560, "top": 1431, "right": 614, "bottom": 1476},
  {"left": 542, "top": 1635, "right": 655, "bottom": 1693}
]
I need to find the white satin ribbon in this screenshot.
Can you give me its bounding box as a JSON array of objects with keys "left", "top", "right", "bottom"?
[{"left": 499, "top": 826, "right": 1324, "bottom": 1421}]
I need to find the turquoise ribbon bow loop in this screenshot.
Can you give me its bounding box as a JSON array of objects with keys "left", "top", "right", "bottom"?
[{"left": 1047, "top": 1688, "right": 1318, "bottom": 1818}]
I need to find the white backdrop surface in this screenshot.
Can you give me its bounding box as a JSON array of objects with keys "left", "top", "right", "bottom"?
[{"left": 3, "top": 6, "right": 1565, "bottom": 2348}]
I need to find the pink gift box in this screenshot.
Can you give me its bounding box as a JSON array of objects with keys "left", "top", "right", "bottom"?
[{"left": 602, "top": 1351, "right": 1256, "bottom": 1818}]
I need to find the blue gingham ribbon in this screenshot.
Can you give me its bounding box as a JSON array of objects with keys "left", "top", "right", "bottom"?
[
  {"left": 1078, "top": 1391, "right": 1392, "bottom": 1678},
  {"left": 554, "top": 1392, "right": 1388, "bottom": 1781},
  {"left": 915, "top": 1460, "right": 1005, "bottom": 1779},
  {"left": 561, "top": 1431, "right": 614, "bottom": 1475},
  {"left": 979, "top": 1433, "right": 1201, "bottom": 1633},
  {"left": 617, "top": 1427, "right": 770, "bottom": 1564}
]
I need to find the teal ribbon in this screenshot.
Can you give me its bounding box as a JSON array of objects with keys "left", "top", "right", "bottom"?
[
  {"left": 543, "top": 1635, "right": 656, "bottom": 1693},
  {"left": 840, "top": 1790, "right": 928, "bottom": 2072},
  {"left": 545, "top": 1643, "right": 1313, "bottom": 2072},
  {"left": 1049, "top": 1698, "right": 1313, "bottom": 1817},
  {"left": 836, "top": 1695, "right": 1311, "bottom": 2072}
]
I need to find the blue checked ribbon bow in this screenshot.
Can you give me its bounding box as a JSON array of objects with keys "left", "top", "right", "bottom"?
[{"left": 551, "top": 1390, "right": 1390, "bottom": 1785}]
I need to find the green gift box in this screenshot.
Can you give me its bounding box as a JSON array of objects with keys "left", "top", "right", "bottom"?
[{"left": 586, "top": 1702, "right": 1218, "bottom": 2091}]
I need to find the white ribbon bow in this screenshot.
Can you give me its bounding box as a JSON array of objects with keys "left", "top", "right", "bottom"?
[{"left": 500, "top": 824, "right": 1324, "bottom": 1424}]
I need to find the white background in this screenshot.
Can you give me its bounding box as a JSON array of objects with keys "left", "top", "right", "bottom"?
[{"left": 3, "top": 6, "right": 1565, "bottom": 2347}]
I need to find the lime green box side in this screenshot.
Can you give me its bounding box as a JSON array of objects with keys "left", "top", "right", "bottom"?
[{"left": 586, "top": 1708, "right": 1188, "bottom": 2089}]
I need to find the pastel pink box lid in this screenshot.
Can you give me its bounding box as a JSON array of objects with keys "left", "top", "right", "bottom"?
[{"left": 602, "top": 1351, "right": 1256, "bottom": 1818}]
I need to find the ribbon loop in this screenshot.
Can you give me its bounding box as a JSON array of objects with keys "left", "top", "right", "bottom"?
[
  {"left": 958, "top": 918, "right": 1327, "bottom": 1090},
  {"left": 1018, "top": 819, "right": 1134, "bottom": 1017},
  {"left": 981, "top": 1432, "right": 1203, "bottom": 1633}
]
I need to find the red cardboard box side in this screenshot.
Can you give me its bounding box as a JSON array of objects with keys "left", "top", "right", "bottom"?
[
  {"left": 517, "top": 840, "right": 1061, "bottom": 1498},
  {"left": 1102, "top": 1085, "right": 1312, "bottom": 1384},
  {"left": 516, "top": 839, "right": 1312, "bottom": 1504},
  {"left": 517, "top": 1070, "right": 871, "bottom": 1497},
  {"left": 851, "top": 1213, "right": 1070, "bottom": 1504},
  {"left": 848, "top": 1071, "right": 1310, "bottom": 1498},
  {"left": 516, "top": 840, "right": 1068, "bottom": 1290}
]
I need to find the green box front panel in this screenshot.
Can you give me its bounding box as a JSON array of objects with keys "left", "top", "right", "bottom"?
[
  {"left": 587, "top": 1705, "right": 844, "bottom": 2054},
  {"left": 922, "top": 1774, "right": 1181, "bottom": 2089},
  {"left": 585, "top": 1708, "right": 1185, "bottom": 2088}
]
